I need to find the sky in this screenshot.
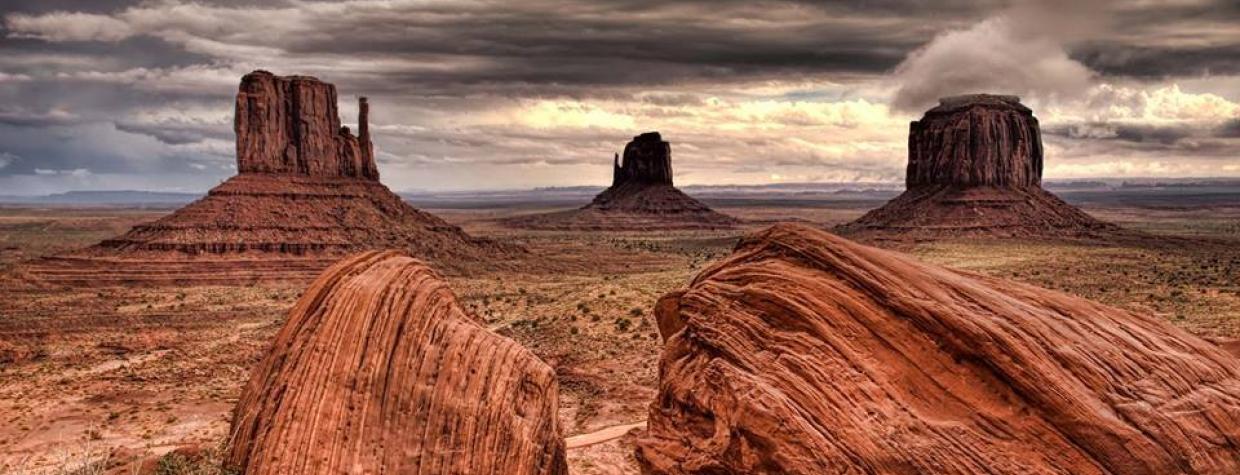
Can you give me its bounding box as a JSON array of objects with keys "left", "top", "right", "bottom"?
[{"left": 0, "top": 0, "right": 1237, "bottom": 194}]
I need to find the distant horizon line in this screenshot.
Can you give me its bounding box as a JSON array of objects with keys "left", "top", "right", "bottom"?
[{"left": 2, "top": 176, "right": 1239, "bottom": 198}]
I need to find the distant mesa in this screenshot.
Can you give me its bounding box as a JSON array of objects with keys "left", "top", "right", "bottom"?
[
  {"left": 505, "top": 132, "right": 739, "bottom": 230},
  {"left": 839, "top": 94, "right": 1117, "bottom": 238},
  {"left": 638, "top": 223, "right": 1240, "bottom": 474},
  {"left": 227, "top": 251, "right": 567, "bottom": 474},
  {"left": 23, "top": 70, "right": 515, "bottom": 285}
]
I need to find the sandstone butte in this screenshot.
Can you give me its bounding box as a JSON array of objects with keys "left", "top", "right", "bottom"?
[
  {"left": 840, "top": 94, "right": 1117, "bottom": 238},
  {"left": 505, "top": 132, "right": 739, "bottom": 230},
  {"left": 638, "top": 223, "right": 1240, "bottom": 474},
  {"left": 227, "top": 251, "right": 567, "bottom": 475},
  {"left": 22, "top": 71, "right": 514, "bottom": 285}
]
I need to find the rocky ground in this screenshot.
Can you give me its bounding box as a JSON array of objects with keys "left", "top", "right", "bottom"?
[{"left": 1, "top": 199, "right": 1238, "bottom": 474}]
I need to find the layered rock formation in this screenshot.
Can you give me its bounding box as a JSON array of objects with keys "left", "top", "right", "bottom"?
[
  {"left": 26, "top": 71, "right": 513, "bottom": 285},
  {"left": 235, "top": 71, "right": 378, "bottom": 179},
  {"left": 228, "top": 251, "right": 567, "bottom": 474},
  {"left": 638, "top": 223, "right": 1240, "bottom": 474},
  {"left": 841, "top": 94, "right": 1115, "bottom": 238},
  {"left": 506, "top": 132, "right": 738, "bottom": 230}
]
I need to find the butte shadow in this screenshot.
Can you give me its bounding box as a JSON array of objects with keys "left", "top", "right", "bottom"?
[
  {"left": 503, "top": 132, "right": 740, "bottom": 231},
  {"left": 838, "top": 94, "right": 1119, "bottom": 240},
  {"left": 20, "top": 71, "right": 518, "bottom": 286}
]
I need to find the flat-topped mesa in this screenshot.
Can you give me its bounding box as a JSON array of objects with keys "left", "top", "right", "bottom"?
[
  {"left": 907, "top": 94, "right": 1042, "bottom": 188},
  {"left": 839, "top": 94, "right": 1117, "bottom": 239},
  {"left": 613, "top": 131, "right": 673, "bottom": 186},
  {"left": 234, "top": 70, "right": 379, "bottom": 180}
]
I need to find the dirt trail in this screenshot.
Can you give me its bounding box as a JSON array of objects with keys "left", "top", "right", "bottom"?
[{"left": 566, "top": 421, "right": 646, "bottom": 449}]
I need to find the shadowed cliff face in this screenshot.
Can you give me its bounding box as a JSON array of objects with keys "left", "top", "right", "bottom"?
[
  {"left": 638, "top": 224, "right": 1240, "bottom": 475},
  {"left": 235, "top": 70, "right": 378, "bottom": 180},
  {"left": 907, "top": 94, "right": 1042, "bottom": 188},
  {"left": 613, "top": 132, "right": 673, "bottom": 186}
]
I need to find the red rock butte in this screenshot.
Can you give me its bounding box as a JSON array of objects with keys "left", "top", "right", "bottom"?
[
  {"left": 505, "top": 132, "right": 739, "bottom": 230},
  {"left": 841, "top": 94, "right": 1117, "bottom": 238},
  {"left": 638, "top": 223, "right": 1240, "bottom": 474},
  {"left": 22, "top": 71, "right": 514, "bottom": 285},
  {"left": 227, "top": 251, "right": 567, "bottom": 474}
]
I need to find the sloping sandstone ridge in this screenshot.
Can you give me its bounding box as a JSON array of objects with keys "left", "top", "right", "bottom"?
[
  {"left": 841, "top": 94, "right": 1116, "bottom": 238},
  {"left": 638, "top": 223, "right": 1240, "bottom": 474},
  {"left": 26, "top": 71, "right": 512, "bottom": 284},
  {"left": 227, "top": 251, "right": 567, "bottom": 474},
  {"left": 506, "top": 132, "right": 739, "bottom": 230}
]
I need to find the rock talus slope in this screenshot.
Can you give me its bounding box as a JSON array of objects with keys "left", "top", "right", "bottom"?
[
  {"left": 842, "top": 94, "right": 1115, "bottom": 238},
  {"left": 227, "top": 251, "right": 567, "bottom": 474},
  {"left": 638, "top": 223, "right": 1240, "bottom": 474},
  {"left": 506, "top": 132, "right": 738, "bottom": 230}
]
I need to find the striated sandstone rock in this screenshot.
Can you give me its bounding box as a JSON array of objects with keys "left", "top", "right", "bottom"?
[
  {"left": 842, "top": 94, "right": 1115, "bottom": 238},
  {"left": 638, "top": 223, "right": 1240, "bottom": 474},
  {"left": 227, "top": 251, "right": 567, "bottom": 474},
  {"left": 506, "top": 132, "right": 738, "bottom": 230}
]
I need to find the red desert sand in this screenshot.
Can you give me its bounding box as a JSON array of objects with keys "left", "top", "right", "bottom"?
[
  {"left": 227, "top": 251, "right": 567, "bottom": 474},
  {"left": 638, "top": 223, "right": 1240, "bottom": 474}
]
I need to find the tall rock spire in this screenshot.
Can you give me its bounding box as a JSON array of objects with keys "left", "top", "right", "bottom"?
[{"left": 359, "top": 96, "right": 377, "bottom": 179}]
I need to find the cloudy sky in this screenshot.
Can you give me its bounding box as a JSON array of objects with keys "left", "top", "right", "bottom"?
[{"left": 0, "top": 0, "right": 1237, "bottom": 194}]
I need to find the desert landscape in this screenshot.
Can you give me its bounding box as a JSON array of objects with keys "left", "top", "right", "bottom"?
[
  {"left": 2, "top": 1, "right": 1239, "bottom": 474},
  {"left": 2, "top": 178, "right": 1238, "bottom": 473}
]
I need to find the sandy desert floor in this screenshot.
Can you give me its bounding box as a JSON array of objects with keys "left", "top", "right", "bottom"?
[{"left": 1, "top": 199, "right": 1238, "bottom": 474}]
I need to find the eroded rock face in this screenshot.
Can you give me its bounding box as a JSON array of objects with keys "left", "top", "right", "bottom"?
[
  {"left": 638, "top": 223, "right": 1240, "bottom": 474},
  {"left": 228, "top": 251, "right": 567, "bottom": 475},
  {"left": 506, "top": 132, "right": 737, "bottom": 230},
  {"left": 907, "top": 94, "right": 1041, "bottom": 188},
  {"left": 235, "top": 70, "right": 378, "bottom": 180},
  {"left": 842, "top": 94, "right": 1115, "bottom": 238}
]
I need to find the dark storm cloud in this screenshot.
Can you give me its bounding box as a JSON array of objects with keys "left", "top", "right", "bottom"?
[
  {"left": 0, "top": 0, "right": 1237, "bottom": 192},
  {"left": 1073, "top": 45, "right": 1240, "bottom": 78},
  {"left": 267, "top": 0, "right": 971, "bottom": 97},
  {"left": 1219, "top": 119, "right": 1240, "bottom": 138},
  {"left": 1069, "top": 1, "right": 1240, "bottom": 78}
]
